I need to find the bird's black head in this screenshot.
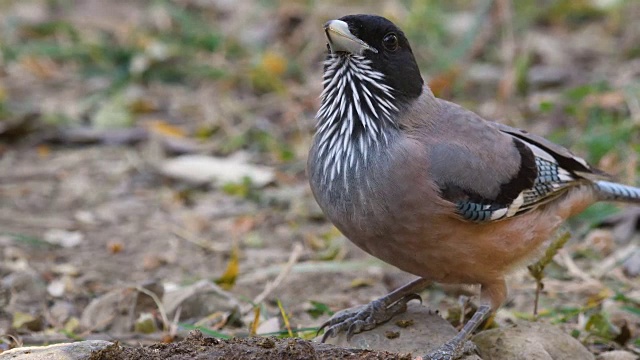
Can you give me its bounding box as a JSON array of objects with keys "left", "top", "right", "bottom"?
[
  {"left": 313, "top": 15, "right": 424, "bottom": 189},
  {"left": 324, "top": 14, "right": 423, "bottom": 102}
]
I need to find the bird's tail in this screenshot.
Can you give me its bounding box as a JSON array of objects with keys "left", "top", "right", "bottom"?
[{"left": 595, "top": 180, "right": 640, "bottom": 204}]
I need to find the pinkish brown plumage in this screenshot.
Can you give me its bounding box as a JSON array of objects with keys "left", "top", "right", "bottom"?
[{"left": 308, "top": 14, "right": 640, "bottom": 360}]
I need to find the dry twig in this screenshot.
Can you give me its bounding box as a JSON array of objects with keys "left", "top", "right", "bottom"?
[
  {"left": 242, "top": 242, "right": 303, "bottom": 315},
  {"left": 135, "top": 285, "right": 170, "bottom": 333}
]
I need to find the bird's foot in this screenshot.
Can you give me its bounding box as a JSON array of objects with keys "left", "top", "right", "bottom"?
[
  {"left": 423, "top": 339, "right": 475, "bottom": 360},
  {"left": 319, "top": 293, "right": 421, "bottom": 342},
  {"left": 423, "top": 302, "right": 488, "bottom": 359}
]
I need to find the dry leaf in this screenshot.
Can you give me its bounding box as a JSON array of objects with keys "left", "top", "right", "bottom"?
[
  {"left": 216, "top": 245, "right": 239, "bottom": 290},
  {"left": 107, "top": 241, "right": 125, "bottom": 254},
  {"left": 261, "top": 51, "right": 287, "bottom": 76},
  {"left": 19, "top": 56, "right": 58, "bottom": 79},
  {"left": 160, "top": 154, "right": 275, "bottom": 187},
  {"left": 145, "top": 119, "right": 186, "bottom": 138}
]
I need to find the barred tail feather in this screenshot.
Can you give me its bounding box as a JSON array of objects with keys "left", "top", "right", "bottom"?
[{"left": 595, "top": 180, "right": 640, "bottom": 203}]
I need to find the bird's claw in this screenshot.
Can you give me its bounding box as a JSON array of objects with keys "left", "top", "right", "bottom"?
[
  {"left": 424, "top": 340, "right": 475, "bottom": 360},
  {"left": 318, "top": 293, "right": 421, "bottom": 342},
  {"left": 424, "top": 343, "right": 457, "bottom": 360}
]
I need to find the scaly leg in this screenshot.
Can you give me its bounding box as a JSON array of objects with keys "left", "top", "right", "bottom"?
[
  {"left": 424, "top": 303, "right": 491, "bottom": 360},
  {"left": 319, "top": 277, "right": 431, "bottom": 341},
  {"left": 424, "top": 280, "right": 506, "bottom": 360}
]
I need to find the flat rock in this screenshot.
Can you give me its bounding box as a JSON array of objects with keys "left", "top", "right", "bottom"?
[
  {"left": 0, "top": 340, "right": 113, "bottom": 360},
  {"left": 321, "top": 303, "right": 481, "bottom": 359},
  {"left": 473, "top": 321, "right": 595, "bottom": 360}
]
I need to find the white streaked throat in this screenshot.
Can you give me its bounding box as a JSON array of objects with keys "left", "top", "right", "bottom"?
[{"left": 315, "top": 54, "right": 399, "bottom": 189}]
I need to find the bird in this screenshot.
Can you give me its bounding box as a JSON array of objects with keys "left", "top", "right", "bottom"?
[{"left": 306, "top": 14, "right": 640, "bottom": 360}]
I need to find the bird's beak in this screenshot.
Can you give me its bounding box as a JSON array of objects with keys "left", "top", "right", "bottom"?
[{"left": 324, "top": 20, "right": 378, "bottom": 55}]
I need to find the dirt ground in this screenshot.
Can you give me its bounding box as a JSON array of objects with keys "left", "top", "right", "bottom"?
[
  {"left": 1, "top": 0, "right": 639, "bottom": 359},
  {"left": 88, "top": 330, "right": 412, "bottom": 360}
]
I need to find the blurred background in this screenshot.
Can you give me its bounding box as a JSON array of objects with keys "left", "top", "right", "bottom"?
[{"left": 0, "top": 0, "right": 639, "bottom": 356}]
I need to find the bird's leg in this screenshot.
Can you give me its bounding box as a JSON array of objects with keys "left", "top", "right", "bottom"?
[
  {"left": 319, "top": 277, "right": 431, "bottom": 342},
  {"left": 424, "top": 303, "right": 491, "bottom": 360},
  {"left": 425, "top": 280, "right": 505, "bottom": 360}
]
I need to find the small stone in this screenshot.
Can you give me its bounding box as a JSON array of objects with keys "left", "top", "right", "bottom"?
[
  {"left": 0, "top": 340, "right": 113, "bottom": 360},
  {"left": 527, "top": 66, "right": 572, "bottom": 88},
  {"left": 2, "top": 271, "right": 47, "bottom": 313},
  {"left": 47, "top": 279, "right": 66, "bottom": 297},
  {"left": 257, "top": 337, "right": 276, "bottom": 349},
  {"left": 43, "top": 229, "right": 84, "bottom": 248},
  {"left": 49, "top": 300, "right": 75, "bottom": 325},
  {"left": 385, "top": 331, "right": 400, "bottom": 339},
  {"left": 596, "top": 350, "right": 638, "bottom": 360},
  {"left": 473, "top": 321, "right": 595, "bottom": 360},
  {"left": 623, "top": 250, "right": 640, "bottom": 277},
  {"left": 395, "top": 319, "right": 414, "bottom": 328}
]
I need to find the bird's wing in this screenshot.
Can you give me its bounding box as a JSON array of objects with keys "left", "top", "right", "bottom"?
[
  {"left": 427, "top": 101, "right": 604, "bottom": 223},
  {"left": 492, "top": 122, "right": 607, "bottom": 180}
]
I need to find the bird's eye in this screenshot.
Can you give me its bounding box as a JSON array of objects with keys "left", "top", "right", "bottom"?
[{"left": 382, "top": 33, "right": 398, "bottom": 51}]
